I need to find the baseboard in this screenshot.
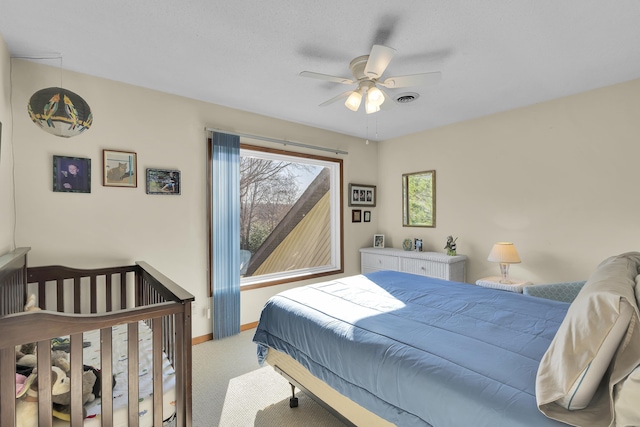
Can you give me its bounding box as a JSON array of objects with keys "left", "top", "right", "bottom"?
[
  {"left": 192, "top": 333, "right": 213, "bottom": 346},
  {"left": 191, "top": 321, "right": 259, "bottom": 345},
  {"left": 241, "top": 321, "right": 258, "bottom": 331}
]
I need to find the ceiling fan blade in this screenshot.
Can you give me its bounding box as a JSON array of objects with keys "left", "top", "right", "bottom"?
[
  {"left": 364, "top": 45, "right": 396, "bottom": 79},
  {"left": 379, "top": 72, "right": 442, "bottom": 89},
  {"left": 319, "top": 90, "right": 354, "bottom": 107},
  {"left": 300, "top": 71, "right": 354, "bottom": 85}
]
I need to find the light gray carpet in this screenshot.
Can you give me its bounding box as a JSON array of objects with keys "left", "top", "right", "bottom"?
[{"left": 192, "top": 329, "right": 348, "bottom": 427}]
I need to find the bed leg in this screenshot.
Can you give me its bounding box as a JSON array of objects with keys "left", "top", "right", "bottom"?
[{"left": 289, "top": 382, "right": 299, "bottom": 408}]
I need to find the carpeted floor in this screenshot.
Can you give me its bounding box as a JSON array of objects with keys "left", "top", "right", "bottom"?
[{"left": 192, "top": 329, "right": 348, "bottom": 427}]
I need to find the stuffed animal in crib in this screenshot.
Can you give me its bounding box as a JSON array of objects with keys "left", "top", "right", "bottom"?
[
  {"left": 23, "top": 294, "right": 40, "bottom": 312},
  {"left": 50, "top": 369, "right": 97, "bottom": 421},
  {"left": 16, "top": 366, "right": 70, "bottom": 427}
]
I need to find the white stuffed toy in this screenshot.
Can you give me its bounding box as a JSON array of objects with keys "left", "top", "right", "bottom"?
[{"left": 16, "top": 366, "right": 70, "bottom": 427}]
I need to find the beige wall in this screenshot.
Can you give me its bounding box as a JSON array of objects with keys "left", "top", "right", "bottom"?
[
  {"left": 5, "top": 28, "right": 640, "bottom": 339},
  {"left": 378, "top": 78, "right": 640, "bottom": 284},
  {"left": 0, "top": 36, "right": 14, "bottom": 253},
  {"left": 6, "top": 56, "right": 378, "bottom": 339}
]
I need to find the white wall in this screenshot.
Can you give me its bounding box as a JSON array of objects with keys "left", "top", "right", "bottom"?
[
  {"left": 8, "top": 58, "right": 379, "bottom": 339},
  {"left": 377, "top": 78, "right": 640, "bottom": 284},
  {"left": 0, "top": 35, "right": 14, "bottom": 253}
]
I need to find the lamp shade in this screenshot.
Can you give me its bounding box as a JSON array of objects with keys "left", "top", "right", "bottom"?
[
  {"left": 487, "top": 242, "right": 521, "bottom": 264},
  {"left": 345, "top": 90, "right": 363, "bottom": 112},
  {"left": 367, "top": 86, "right": 385, "bottom": 106},
  {"left": 28, "top": 87, "right": 93, "bottom": 138}
]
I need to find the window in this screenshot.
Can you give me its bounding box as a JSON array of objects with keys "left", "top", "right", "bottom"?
[{"left": 238, "top": 145, "right": 343, "bottom": 288}]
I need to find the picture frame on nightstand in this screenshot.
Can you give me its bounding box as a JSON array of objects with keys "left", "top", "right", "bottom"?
[{"left": 373, "top": 234, "right": 385, "bottom": 248}]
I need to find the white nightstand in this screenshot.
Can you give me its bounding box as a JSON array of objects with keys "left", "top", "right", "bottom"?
[{"left": 475, "top": 276, "right": 532, "bottom": 293}]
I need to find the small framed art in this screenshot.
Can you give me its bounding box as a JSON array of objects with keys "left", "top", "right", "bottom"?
[
  {"left": 53, "top": 155, "right": 91, "bottom": 193},
  {"left": 373, "top": 234, "right": 385, "bottom": 248},
  {"left": 348, "top": 183, "right": 376, "bottom": 207},
  {"left": 146, "top": 169, "right": 181, "bottom": 195},
  {"left": 352, "top": 209, "right": 362, "bottom": 222},
  {"left": 103, "top": 149, "right": 137, "bottom": 188},
  {"left": 364, "top": 211, "right": 371, "bottom": 222}
]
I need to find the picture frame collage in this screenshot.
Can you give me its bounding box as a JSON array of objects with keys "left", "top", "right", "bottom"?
[
  {"left": 350, "top": 183, "right": 373, "bottom": 223},
  {"left": 349, "top": 182, "right": 381, "bottom": 249},
  {"left": 53, "top": 149, "right": 180, "bottom": 195}
]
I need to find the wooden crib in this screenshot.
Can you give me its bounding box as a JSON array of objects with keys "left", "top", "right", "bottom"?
[{"left": 0, "top": 247, "right": 194, "bottom": 427}]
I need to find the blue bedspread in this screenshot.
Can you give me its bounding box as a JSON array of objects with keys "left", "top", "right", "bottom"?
[{"left": 253, "top": 271, "right": 571, "bottom": 426}]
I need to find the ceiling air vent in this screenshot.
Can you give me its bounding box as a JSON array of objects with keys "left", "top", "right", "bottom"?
[{"left": 395, "top": 92, "right": 420, "bottom": 104}]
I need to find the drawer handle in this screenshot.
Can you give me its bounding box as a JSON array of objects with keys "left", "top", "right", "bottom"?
[
  {"left": 378, "top": 260, "right": 382, "bottom": 264},
  {"left": 421, "top": 266, "right": 425, "bottom": 270}
]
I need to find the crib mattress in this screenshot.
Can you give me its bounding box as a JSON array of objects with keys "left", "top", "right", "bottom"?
[{"left": 52, "top": 321, "right": 176, "bottom": 427}]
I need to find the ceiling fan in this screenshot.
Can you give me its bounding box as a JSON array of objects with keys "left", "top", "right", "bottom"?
[{"left": 300, "top": 44, "right": 441, "bottom": 114}]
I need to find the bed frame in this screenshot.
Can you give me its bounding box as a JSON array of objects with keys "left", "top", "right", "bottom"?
[{"left": 0, "top": 247, "right": 194, "bottom": 427}]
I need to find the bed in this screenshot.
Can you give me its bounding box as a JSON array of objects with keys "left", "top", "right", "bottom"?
[
  {"left": 0, "top": 247, "right": 194, "bottom": 427},
  {"left": 253, "top": 252, "right": 640, "bottom": 427}
]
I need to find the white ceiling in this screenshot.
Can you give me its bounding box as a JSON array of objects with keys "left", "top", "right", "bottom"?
[{"left": 2, "top": 1, "right": 640, "bottom": 141}]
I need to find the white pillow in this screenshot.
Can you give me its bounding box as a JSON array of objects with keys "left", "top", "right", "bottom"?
[
  {"left": 536, "top": 253, "right": 640, "bottom": 427},
  {"left": 555, "top": 300, "right": 632, "bottom": 409}
]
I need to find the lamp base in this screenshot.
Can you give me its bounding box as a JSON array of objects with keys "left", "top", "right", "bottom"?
[{"left": 499, "top": 263, "right": 512, "bottom": 284}]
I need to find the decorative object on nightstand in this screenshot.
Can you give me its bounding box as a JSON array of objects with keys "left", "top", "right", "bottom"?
[
  {"left": 475, "top": 276, "right": 532, "bottom": 293},
  {"left": 444, "top": 235, "right": 457, "bottom": 256},
  {"left": 414, "top": 238, "right": 423, "bottom": 252},
  {"left": 487, "top": 242, "right": 521, "bottom": 284},
  {"left": 402, "top": 239, "right": 413, "bottom": 251},
  {"left": 373, "top": 234, "right": 385, "bottom": 248}
]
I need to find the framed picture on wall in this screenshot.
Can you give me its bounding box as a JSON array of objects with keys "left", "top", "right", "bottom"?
[
  {"left": 352, "top": 209, "right": 362, "bottom": 222},
  {"left": 364, "top": 211, "right": 371, "bottom": 222},
  {"left": 348, "top": 183, "right": 376, "bottom": 207},
  {"left": 103, "top": 149, "right": 137, "bottom": 188},
  {"left": 146, "top": 168, "right": 181, "bottom": 195},
  {"left": 53, "top": 155, "right": 91, "bottom": 193}
]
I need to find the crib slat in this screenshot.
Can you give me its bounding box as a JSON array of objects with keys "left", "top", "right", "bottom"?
[
  {"left": 38, "top": 281, "right": 46, "bottom": 309},
  {"left": 69, "top": 333, "right": 84, "bottom": 427},
  {"left": 90, "top": 275, "right": 97, "bottom": 313},
  {"left": 121, "top": 273, "right": 127, "bottom": 309},
  {"left": 106, "top": 275, "right": 112, "bottom": 312},
  {"left": 56, "top": 278, "right": 64, "bottom": 312},
  {"left": 128, "top": 322, "right": 139, "bottom": 427},
  {"left": 100, "top": 327, "right": 113, "bottom": 427},
  {"left": 152, "top": 317, "right": 163, "bottom": 425},
  {"left": 0, "top": 347, "right": 17, "bottom": 427},
  {"left": 74, "top": 277, "right": 81, "bottom": 313},
  {"left": 37, "top": 340, "right": 53, "bottom": 427}
]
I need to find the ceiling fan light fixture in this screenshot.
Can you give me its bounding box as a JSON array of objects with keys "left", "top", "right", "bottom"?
[
  {"left": 367, "top": 86, "right": 385, "bottom": 107},
  {"left": 345, "top": 91, "right": 362, "bottom": 112},
  {"left": 365, "top": 101, "right": 380, "bottom": 114}
]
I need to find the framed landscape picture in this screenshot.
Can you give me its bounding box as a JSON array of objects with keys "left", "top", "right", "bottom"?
[
  {"left": 103, "top": 149, "right": 137, "bottom": 188},
  {"left": 146, "top": 168, "right": 181, "bottom": 195},
  {"left": 53, "top": 155, "right": 91, "bottom": 193}
]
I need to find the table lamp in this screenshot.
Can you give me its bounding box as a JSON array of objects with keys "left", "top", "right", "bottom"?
[{"left": 487, "top": 242, "right": 521, "bottom": 284}]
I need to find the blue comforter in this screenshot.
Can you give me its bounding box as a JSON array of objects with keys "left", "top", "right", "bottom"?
[{"left": 253, "top": 271, "right": 571, "bottom": 426}]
